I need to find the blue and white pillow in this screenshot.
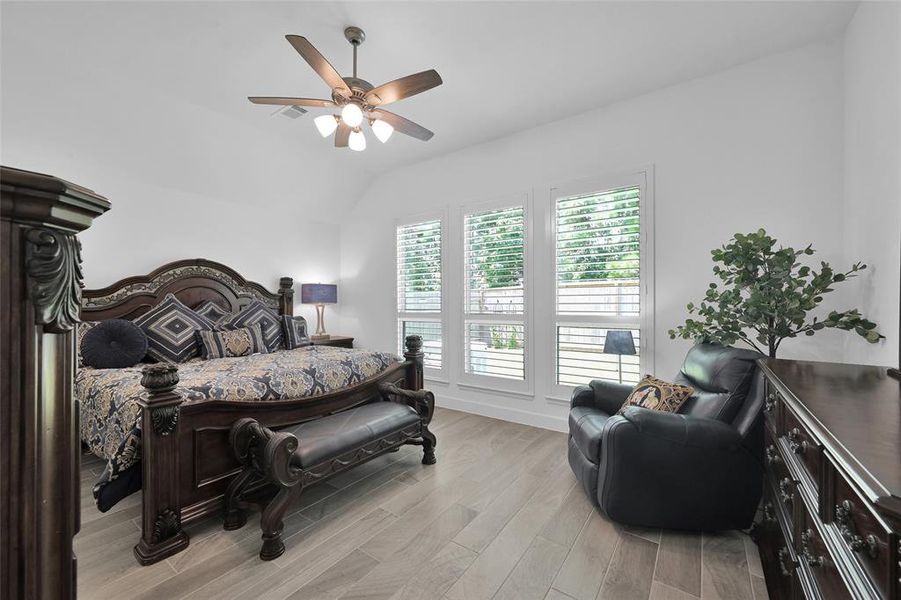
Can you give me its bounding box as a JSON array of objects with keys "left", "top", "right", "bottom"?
[
  {"left": 281, "top": 316, "right": 311, "bottom": 350},
  {"left": 194, "top": 300, "right": 231, "bottom": 323},
  {"left": 219, "top": 300, "right": 283, "bottom": 352},
  {"left": 134, "top": 293, "right": 217, "bottom": 363}
]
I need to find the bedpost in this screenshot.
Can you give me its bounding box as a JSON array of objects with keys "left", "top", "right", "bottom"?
[
  {"left": 133, "top": 364, "right": 189, "bottom": 565},
  {"left": 278, "top": 277, "right": 294, "bottom": 316},
  {"left": 403, "top": 334, "right": 424, "bottom": 390}
]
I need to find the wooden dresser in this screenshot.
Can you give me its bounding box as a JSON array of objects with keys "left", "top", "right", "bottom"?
[{"left": 756, "top": 359, "right": 900, "bottom": 599}]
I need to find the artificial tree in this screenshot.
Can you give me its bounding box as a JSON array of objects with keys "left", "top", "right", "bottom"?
[{"left": 669, "top": 229, "right": 883, "bottom": 358}]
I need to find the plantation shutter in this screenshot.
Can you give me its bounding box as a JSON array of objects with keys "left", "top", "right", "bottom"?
[
  {"left": 463, "top": 205, "right": 526, "bottom": 381},
  {"left": 396, "top": 219, "right": 443, "bottom": 370},
  {"left": 555, "top": 186, "right": 641, "bottom": 385}
]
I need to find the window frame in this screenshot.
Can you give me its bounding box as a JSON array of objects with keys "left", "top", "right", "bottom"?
[
  {"left": 458, "top": 192, "right": 533, "bottom": 396},
  {"left": 395, "top": 210, "right": 448, "bottom": 381},
  {"left": 547, "top": 168, "right": 655, "bottom": 398}
]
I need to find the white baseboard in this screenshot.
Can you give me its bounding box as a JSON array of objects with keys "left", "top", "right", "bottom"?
[{"left": 435, "top": 393, "right": 568, "bottom": 433}]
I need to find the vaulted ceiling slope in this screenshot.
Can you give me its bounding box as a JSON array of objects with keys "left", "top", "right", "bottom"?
[{"left": 1, "top": 1, "right": 856, "bottom": 217}]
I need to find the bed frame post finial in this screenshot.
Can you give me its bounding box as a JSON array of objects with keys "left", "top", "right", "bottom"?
[
  {"left": 403, "top": 335, "right": 424, "bottom": 390},
  {"left": 279, "top": 277, "right": 294, "bottom": 317},
  {"left": 134, "top": 364, "right": 189, "bottom": 565}
]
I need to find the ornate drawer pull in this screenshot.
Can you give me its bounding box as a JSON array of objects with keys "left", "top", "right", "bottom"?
[
  {"left": 778, "top": 546, "right": 798, "bottom": 576},
  {"left": 787, "top": 428, "right": 808, "bottom": 456},
  {"left": 762, "top": 502, "right": 776, "bottom": 523},
  {"left": 779, "top": 477, "right": 797, "bottom": 504},
  {"left": 765, "top": 393, "right": 776, "bottom": 414},
  {"left": 765, "top": 445, "right": 781, "bottom": 465},
  {"left": 800, "top": 529, "right": 825, "bottom": 568},
  {"left": 834, "top": 500, "right": 879, "bottom": 559}
]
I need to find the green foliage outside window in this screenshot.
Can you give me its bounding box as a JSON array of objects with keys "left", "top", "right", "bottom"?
[
  {"left": 557, "top": 188, "right": 640, "bottom": 283},
  {"left": 467, "top": 209, "right": 525, "bottom": 289},
  {"left": 402, "top": 222, "right": 441, "bottom": 293}
]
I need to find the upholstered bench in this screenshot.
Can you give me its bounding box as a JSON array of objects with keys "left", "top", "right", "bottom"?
[{"left": 223, "top": 382, "right": 436, "bottom": 560}]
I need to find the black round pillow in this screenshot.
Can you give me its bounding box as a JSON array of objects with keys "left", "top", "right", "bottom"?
[{"left": 81, "top": 319, "right": 148, "bottom": 369}]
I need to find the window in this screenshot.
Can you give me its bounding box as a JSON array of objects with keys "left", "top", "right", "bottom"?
[
  {"left": 463, "top": 203, "right": 526, "bottom": 381},
  {"left": 554, "top": 184, "right": 645, "bottom": 386},
  {"left": 396, "top": 219, "right": 443, "bottom": 371}
]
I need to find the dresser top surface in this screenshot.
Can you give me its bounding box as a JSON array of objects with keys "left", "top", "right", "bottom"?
[{"left": 762, "top": 358, "right": 901, "bottom": 506}]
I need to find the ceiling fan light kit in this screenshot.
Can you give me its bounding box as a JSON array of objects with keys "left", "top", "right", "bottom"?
[
  {"left": 249, "top": 26, "right": 442, "bottom": 151},
  {"left": 371, "top": 118, "right": 393, "bottom": 143},
  {"left": 314, "top": 114, "right": 339, "bottom": 137}
]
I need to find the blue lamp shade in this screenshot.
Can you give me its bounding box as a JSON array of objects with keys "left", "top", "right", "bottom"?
[
  {"left": 602, "top": 330, "right": 636, "bottom": 355},
  {"left": 301, "top": 283, "right": 337, "bottom": 305}
]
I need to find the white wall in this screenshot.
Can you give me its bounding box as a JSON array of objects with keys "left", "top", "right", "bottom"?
[
  {"left": 842, "top": 2, "right": 901, "bottom": 368},
  {"left": 341, "top": 41, "right": 850, "bottom": 430},
  {"left": 0, "top": 5, "right": 351, "bottom": 325}
]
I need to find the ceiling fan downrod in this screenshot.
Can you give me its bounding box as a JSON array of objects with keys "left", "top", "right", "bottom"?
[{"left": 344, "top": 26, "right": 365, "bottom": 80}]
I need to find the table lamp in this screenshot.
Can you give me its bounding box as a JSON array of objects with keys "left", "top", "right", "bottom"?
[
  {"left": 301, "top": 283, "right": 337, "bottom": 341},
  {"left": 602, "top": 330, "right": 636, "bottom": 384}
]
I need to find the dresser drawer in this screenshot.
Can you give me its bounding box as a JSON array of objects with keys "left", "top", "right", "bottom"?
[
  {"left": 827, "top": 463, "right": 895, "bottom": 599},
  {"left": 760, "top": 480, "right": 804, "bottom": 600},
  {"left": 796, "top": 499, "right": 853, "bottom": 599},
  {"left": 780, "top": 405, "right": 822, "bottom": 494},
  {"left": 766, "top": 426, "right": 799, "bottom": 534},
  {"left": 763, "top": 379, "right": 781, "bottom": 435}
]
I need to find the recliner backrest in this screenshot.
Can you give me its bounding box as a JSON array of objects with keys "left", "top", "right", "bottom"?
[{"left": 674, "top": 344, "right": 763, "bottom": 434}]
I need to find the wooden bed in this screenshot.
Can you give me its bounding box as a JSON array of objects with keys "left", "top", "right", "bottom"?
[{"left": 80, "top": 259, "right": 424, "bottom": 565}]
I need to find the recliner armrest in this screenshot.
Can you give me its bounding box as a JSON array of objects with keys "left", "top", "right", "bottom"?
[
  {"left": 569, "top": 380, "right": 632, "bottom": 414},
  {"left": 618, "top": 406, "right": 746, "bottom": 452},
  {"left": 570, "top": 385, "right": 595, "bottom": 409}
]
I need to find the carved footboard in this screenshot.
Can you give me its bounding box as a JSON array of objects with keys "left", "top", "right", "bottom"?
[{"left": 132, "top": 334, "right": 426, "bottom": 565}]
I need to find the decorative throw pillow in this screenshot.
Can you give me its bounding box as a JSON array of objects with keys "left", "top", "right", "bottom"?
[
  {"left": 76, "top": 321, "right": 99, "bottom": 367},
  {"left": 194, "top": 300, "right": 231, "bottom": 323},
  {"left": 134, "top": 293, "right": 217, "bottom": 363},
  {"left": 617, "top": 375, "right": 695, "bottom": 416},
  {"left": 196, "top": 323, "right": 268, "bottom": 360},
  {"left": 281, "top": 315, "right": 311, "bottom": 350},
  {"left": 81, "top": 319, "right": 149, "bottom": 369},
  {"left": 219, "top": 300, "right": 283, "bottom": 352}
]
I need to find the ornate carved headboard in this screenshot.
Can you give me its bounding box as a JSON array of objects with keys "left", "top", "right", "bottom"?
[{"left": 81, "top": 259, "right": 294, "bottom": 321}]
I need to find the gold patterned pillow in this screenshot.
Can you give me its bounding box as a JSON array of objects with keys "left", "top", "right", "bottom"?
[
  {"left": 617, "top": 375, "right": 695, "bottom": 415},
  {"left": 196, "top": 323, "right": 269, "bottom": 360}
]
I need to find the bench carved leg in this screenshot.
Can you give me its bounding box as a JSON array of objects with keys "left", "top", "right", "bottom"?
[
  {"left": 421, "top": 427, "right": 437, "bottom": 465},
  {"left": 223, "top": 468, "right": 255, "bottom": 531},
  {"left": 260, "top": 486, "right": 293, "bottom": 561},
  {"left": 377, "top": 380, "right": 438, "bottom": 467}
]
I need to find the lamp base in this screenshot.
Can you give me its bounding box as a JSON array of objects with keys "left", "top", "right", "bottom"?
[{"left": 312, "top": 303, "right": 330, "bottom": 341}]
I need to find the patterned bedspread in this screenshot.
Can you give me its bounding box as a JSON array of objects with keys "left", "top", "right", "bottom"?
[{"left": 78, "top": 345, "right": 398, "bottom": 496}]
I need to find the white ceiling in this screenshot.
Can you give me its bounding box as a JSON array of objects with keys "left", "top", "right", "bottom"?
[{"left": 2, "top": 1, "right": 857, "bottom": 210}]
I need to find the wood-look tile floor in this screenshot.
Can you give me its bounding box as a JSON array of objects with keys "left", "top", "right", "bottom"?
[{"left": 77, "top": 408, "right": 770, "bottom": 600}]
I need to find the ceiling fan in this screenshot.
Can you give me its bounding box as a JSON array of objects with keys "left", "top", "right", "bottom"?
[{"left": 249, "top": 27, "right": 442, "bottom": 151}]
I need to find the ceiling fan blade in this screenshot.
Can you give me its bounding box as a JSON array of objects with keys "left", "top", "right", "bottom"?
[
  {"left": 285, "top": 35, "right": 351, "bottom": 97},
  {"left": 365, "top": 69, "right": 442, "bottom": 106},
  {"left": 248, "top": 97, "right": 337, "bottom": 108},
  {"left": 369, "top": 109, "right": 434, "bottom": 141},
  {"left": 335, "top": 122, "right": 351, "bottom": 147}
]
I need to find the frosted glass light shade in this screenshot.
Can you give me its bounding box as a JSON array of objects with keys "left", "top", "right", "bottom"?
[
  {"left": 314, "top": 115, "right": 338, "bottom": 137},
  {"left": 341, "top": 103, "right": 364, "bottom": 127},
  {"left": 371, "top": 119, "right": 394, "bottom": 143},
  {"left": 348, "top": 129, "right": 366, "bottom": 152}
]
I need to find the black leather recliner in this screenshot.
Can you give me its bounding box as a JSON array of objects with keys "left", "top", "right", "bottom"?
[{"left": 568, "top": 343, "right": 765, "bottom": 531}]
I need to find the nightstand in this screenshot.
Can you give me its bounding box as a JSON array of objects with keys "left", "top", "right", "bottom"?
[{"left": 311, "top": 336, "right": 354, "bottom": 349}]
